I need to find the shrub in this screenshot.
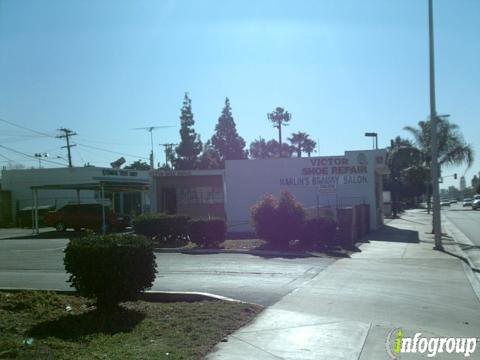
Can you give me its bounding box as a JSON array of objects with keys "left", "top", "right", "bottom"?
[
  {"left": 188, "top": 218, "right": 226, "bottom": 248},
  {"left": 64, "top": 234, "right": 157, "bottom": 311},
  {"left": 300, "top": 217, "right": 338, "bottom": 250},
  {"left": 276, "top": 191, "right": 305, "bottom": 248},
  {"left": 250, "top": 194, "right": 277, "bottom": 243},
  {"left": 133, "top": 213, "right": 190, "bottom": 246},
  {"left": 251, "top": 191, "right": 305, "bottom": 249}
]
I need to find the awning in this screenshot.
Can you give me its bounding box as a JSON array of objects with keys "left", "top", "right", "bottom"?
[{"left": 31, "top": 180, "right": 149, "bottom": 192}]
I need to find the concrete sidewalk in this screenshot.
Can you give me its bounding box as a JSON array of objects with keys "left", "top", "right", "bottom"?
[{"left": 207, "top": 212, "right": 480, "bottom": 359}]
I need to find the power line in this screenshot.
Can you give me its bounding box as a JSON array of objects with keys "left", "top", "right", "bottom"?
[
  {"left": 75, "top": 142, "right": 149, "bottom": 160},
  {"left": 0, "top": 152, "right": 14, "bottom": 162},
  {"left": 75, "top": 136, "right": 141, "bottom": 147},
  {"left": 0, "top": 144, "right": 66, "bottom": 166},
  {"left": 0, "top": 117, "right": 55, "bottom": 138},
  {"left": 56, "top": 128, "right": 77, "bottom": 167}
]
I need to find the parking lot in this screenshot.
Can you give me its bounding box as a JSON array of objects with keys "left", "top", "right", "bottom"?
[{"left": 0, "top": 235, "right": 335, "bottom": 306}]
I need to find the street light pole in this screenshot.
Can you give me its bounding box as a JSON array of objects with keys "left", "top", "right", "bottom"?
[
  {"left": 429, "top": 0, "right": 442, "bottom": 250},
  {"left": 364, "top": 132, "right": 378, "bottom": 150}
]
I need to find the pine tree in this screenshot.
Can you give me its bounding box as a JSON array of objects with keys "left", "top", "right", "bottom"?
[
  {"left": 173, "top": 93, "right": 203, "bottom": 170},
  {"left": 211, "top": 98, "right": 247, "bottom": 166}
]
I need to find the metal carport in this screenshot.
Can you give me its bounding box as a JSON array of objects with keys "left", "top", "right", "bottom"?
[{"left": 30, "top": 180, "right": 149, "bottom": 235}]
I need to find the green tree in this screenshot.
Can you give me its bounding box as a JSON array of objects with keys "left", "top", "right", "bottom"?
[
  {"left": 124, "top": 160, "right": 150, "bottom": 170},
  {"left": 303, "top": 138, "right": 317, "bottom": 157},
  {"left": 385, "top": 137, "right": 423, "bottom": 216},
  {"left": 173, "top": 93, "right": 203, "bottom": 170},
  {"left": 288, "top": 132, "right": 316, "bottom": 158},
  {"left": 249, "top": 138, "right": 294, "bottom": 159},
  {"left": 211, "top": 98, "right": 247, "bottom": 167},
  {"left": 267, "top": 107, "right": 291, "bottom": 157},
  {"left": 404, "top": 117, "right": 474, "bottom": 212},
  {"left": 198, "top": 141, "right": 222, "bottom": 170},
  {"left": 267, "top": 139, "right": 293, "bottom": 158},
  {"left": 249, "top": 138, "right": 269, "bottom": 159}
]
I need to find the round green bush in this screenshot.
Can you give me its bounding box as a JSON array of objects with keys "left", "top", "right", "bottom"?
[
  {"left": 251, "top": 191, "right": 305, "bottom": 249},
  {"left": 64, "top": 234, "right": 157, "bottom": 311}
]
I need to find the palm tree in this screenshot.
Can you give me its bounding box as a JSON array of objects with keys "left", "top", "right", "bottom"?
[
  {"left": 386, "top": 137, "right": 423, "bottom": 216},
  {"left": 267, "top": 107, "right": 291, "bottom": 157},
  {"left": 288, "top": 132, "right": 308, "bottom": 157},
  {"left": 404, "top": 117, "right": 474, "bottom": 212},
  {"left": 303, "top": 138, "right": 317, "bottom": 157},
  {"left": 404, "top": 117, "right": 474, "bottom": 168}
]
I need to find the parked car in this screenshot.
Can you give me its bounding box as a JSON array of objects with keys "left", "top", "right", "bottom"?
[
  {"left": 440, "top": 200, "right": 451, "bottom": 207},
  {"left": 463, "top": 198, "right": 473, "bottom": 207},
  {"left": 473, "top": 195, "right": 480, "bottom": 210},
  {"left": 43, "top": 204, "right": 130, "bottom": 232},
  {"left": 17, "top": 205, "right": 55, "bottom": 228}
]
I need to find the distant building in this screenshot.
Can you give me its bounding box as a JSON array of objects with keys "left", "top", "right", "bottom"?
[
  {"left": 460, "top": 176, "right": 466, "bottom": 191},
  {"left": 472, "top": 174, "right": 479, "bottom": 190}
]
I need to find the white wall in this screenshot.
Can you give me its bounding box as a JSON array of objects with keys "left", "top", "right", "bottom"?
[{"left": 225, "top": 149, "right": 387, "bottom": 232}]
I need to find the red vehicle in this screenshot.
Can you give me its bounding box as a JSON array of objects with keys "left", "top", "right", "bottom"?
[{"left": 43, "top": 204, "right": 130, "bottom": 232}]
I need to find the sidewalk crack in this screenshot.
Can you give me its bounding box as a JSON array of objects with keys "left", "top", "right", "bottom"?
[{"left": 229, "top": 334, "right": 285, "bottom": 359}]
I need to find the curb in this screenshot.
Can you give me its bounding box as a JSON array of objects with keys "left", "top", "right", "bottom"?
[
  {"left": 442, "top": 219, "right": 480, "bottom": 273},
  {"left": 0, "top": 288, "right": 250, "bottom": 304},
  {"left": 154, "top": 247, "right": 324, "bottom": 258}
]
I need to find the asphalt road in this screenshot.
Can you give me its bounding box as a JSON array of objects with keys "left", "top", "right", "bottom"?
[
  {"left": 443, "top": 204, "right": 480, "bottom": 246},
  {"left": 0, "top": 238, "right": 335, "bottom": 306}
]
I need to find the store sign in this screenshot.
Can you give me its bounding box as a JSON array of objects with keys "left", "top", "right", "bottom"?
[
  {"left": 177, "top": 187, "right": 224, "bottom": 205},
  {"left": 101, "top": 169, "right": 139, "bottom": 177},
  {"left": 156, "top": 170, "right": 192, "bottom": 177},
  {"left": 279, "top": 156, "right": 369, "bottom": 188}
]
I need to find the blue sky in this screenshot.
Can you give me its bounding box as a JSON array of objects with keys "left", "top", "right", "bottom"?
[{"left": 0, "top": 0, "right": 479, "bottom": 189}]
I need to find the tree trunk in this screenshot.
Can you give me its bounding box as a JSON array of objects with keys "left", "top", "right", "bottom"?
[{"left": 278, "top": 125, "right": 282, "bottom": 157}]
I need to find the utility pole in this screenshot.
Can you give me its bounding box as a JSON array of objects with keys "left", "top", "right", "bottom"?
[
  {"left": 132, "top": 126, "right": 174, "bottom": 170},
  {"left": 428, "top": 0, "right": 442, "bottom": 250},
  {"left": 56, "top": 128, "right": 77, "bottom": 168},
  {"left": 160, "top": 143, "right": 178, "bottom": 167}
]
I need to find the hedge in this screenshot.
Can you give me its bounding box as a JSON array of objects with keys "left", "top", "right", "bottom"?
[
  {"left": 188, "top": 218, "right": 226, "bottom": 248},
  {"left": 133, "top": 213, "right": 190, "bottom": 246}
]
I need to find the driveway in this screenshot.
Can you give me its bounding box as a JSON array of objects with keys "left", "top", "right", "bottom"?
[{"left": 0, "top": 238, "right": 335, "bottom": 306}]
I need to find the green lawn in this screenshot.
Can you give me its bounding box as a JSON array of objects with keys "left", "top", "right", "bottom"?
[{"left": 0, "top": 291, "right": 262, "bottom": 359}]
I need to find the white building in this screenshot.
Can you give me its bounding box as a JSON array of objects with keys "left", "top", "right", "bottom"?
[
  {"left": 1, "top": 167, "right": 150, "bottom": 223},
  {"left": 225, "top": 149, "right": 388, "bottom": 232},
  {"left": 150, "top": 149, "right": 388, "bottom": 234}
]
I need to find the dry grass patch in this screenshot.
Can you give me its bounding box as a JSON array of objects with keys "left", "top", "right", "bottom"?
[{"left": 0, "top": 291, "right": 262, "bottom": 359}]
